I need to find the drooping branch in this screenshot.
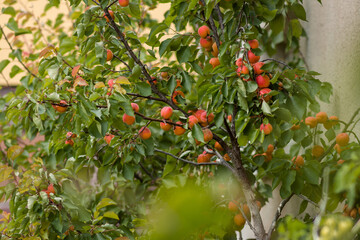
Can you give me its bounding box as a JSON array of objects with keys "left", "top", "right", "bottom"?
[
  {"left": 266, "top": 194, "right": 294, "bottom": 240},
  {"left": 134, "top": 112, "right": 183, "bottom": 127},
  {"left": 0, "top": 26, "right": 43, "bottom": 82},
  {"left": 101, "top": 7, "right": 189, "bottom": 117}
]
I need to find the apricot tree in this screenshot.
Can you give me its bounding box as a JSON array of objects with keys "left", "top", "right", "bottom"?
[{"left": 1, "top": 0, "right": 360, "bottom": 239}]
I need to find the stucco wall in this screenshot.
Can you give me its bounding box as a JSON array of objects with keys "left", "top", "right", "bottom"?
[{"left": 304, "top": 0, "right": 360, "bottom": 133}]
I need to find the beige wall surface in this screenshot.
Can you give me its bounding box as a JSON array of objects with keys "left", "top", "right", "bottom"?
[{"left": 304, "top": 0, "right": 360, "bottom": 133}]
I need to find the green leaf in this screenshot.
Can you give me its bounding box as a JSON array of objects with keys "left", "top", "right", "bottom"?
[
  {"left": 95, "top": 41, "right": 105, "bottom": 59},
  {"left": 291, "top": 3, "right": 307, "bottom": 21},
  {"left": 261, "top": 101, "right": 272, "bottom": 116},
  {"left": 96, "top": 198, "right": 117, "bottom": 211},
  {"left": 147, "top": 23, "right": 168, "bottom": 45},
  {"left": 319, "top": 82, "right": 332, "bottom": 103},
  {"left": 136, "top": 82, "right": 152, "bottom": 96},
  {"left": 129, "top": 2, "right": 141, "bottom": 19},
  {"left": 290, "top": 19, "right": 302, "bottom": 38},
  {"left": 131, "top": 65, "right": 142, "bottom": 80},
  {"left": 0, "top": 60, "right": 10, "bottom": 73},
  {"left": 303, "top": 161, "right": 320, "bottom": 185},
  {"left": 280, "top": 170, "right": 296, "bottom": 198},
  {"left": 192, "top": 124, "right": 204, "bottom": 142},
  {"left": 181, "top": 71, "right": 193, "bottom": 93},
  {"left": 163, "top": 157, "right": 177, "bottom": 177},
  {"left": 274, "top": 108, "right": 292, "bottom": 122},
  {"left": 103, "top": 211, "right": 120, "bottom": 220},
  {"left": 214, "top": 111, "right": 224, "bottom": 128},
  {"left": 176, "top": 46, "right": 191, "bottom": 64},
  {"left": 2, "top": 7, "right": 16, "bottom": 17}
]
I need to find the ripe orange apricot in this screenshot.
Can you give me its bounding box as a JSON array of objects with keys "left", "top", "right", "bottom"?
[
  {"left": 259, "top": 88, "right": 271, "bottom": 102},
  {"left": 237, "top": 65, "right": 249, "bottom": 76},
  {"left": 174, "top": 121, "right": 186, "bottom": 135},
  {"left": 263, "top": 152, "right": 272, "bottom": 162},
  {"left": 160, "top": 71, "right": 169, "bottom": 79},
  {"left": 329, "top": 116, "right": 339, "bottom": 125},
  {"left": 52, "top": 100, "right": 68, "bottom": 113},
  {"left": 236, "top": 58, "right": 244, "bottom": 67},
  {"left": 224, "top": 153, "right": 231, "bottom": 161},
  {"left": 198, "top": 25, "right": 210, "bottom": 38},
  {"left": 256, "top": 75, "right": 270, "bottom": 88},
  {"left": 336, "top": 133, "right": 349, "bottom": 146},
  {"left": 315, "top": 112, "right": 328, "bottom": 124},
  {"left": 200, "top": 37, "right": 213, "bottom": 48},
  {"left": 139, "top": 127, "right": 151, "bottom": 140},
  {"left": 247, "top": 50, "right": 260, "bottom": 64},
  {"left": 242, "top": 204, "right": 251, "bottom": 219},
  {"left": 312, "top": 145, "right": 324, "bottom": 158},
  {"left": 305, "top": 117, "right": 317, "bottom": 128},
  {"left": 291, "top": 124, "right": 301, "bottom": 130},
  {"left": 292, "top": 155, "right": 304, "bottom": 169},
  {"left": 266, "top": 144, "right": 274, "bottom": 154},
  {"left": 65, "top": 139, "right": 74, "bottom": 146},
  {"left": 234, "top": 214, "right": 246, "bottom": 227},
  {"left": 334, "top": 144, "right": 343, "bottom": 154},
  {"left": 207, "top": 112, "right": 215, "bottom": 123},
  {"left": 248, "top": 39, "right": 259, "bottom": 49},
  {"left": 228, "top": 201, "right": 238, "bottom": 212},
  {"left": 209, "top": 57, "right": 220, "bottom": 68},
  {"left": 122, "top": 113, "right": 135, "bottom": 125},
  {"left": 188, "top": 115, "right": 198, "bottom": 129},
  {"left": 227, "top": 115, "right": 232, "bottom": 122},
  {"left": 104, "top": 134, "right": 114, "bottom": 145},
  {"left": 253, "top": 62, "right": 265, "bottom": 75},
  {"left": 211, "top": 42, "right": 219, "bottom": 57},
  {"left": 194, "top": 109, "right": 207, "bottom": 123},
  {"left": 214, "top": 142, "right": 224, "bottom": 152},
  {"left": 260, "top": 123, "right": 273, "bottom": 135},
  {"left": 106, "top": 49, "right": 113, "bottom": 61},
  {"left": 160, "top": 122, "right": 172, "bottom": 131},
  {"left": 118, "top": 0, "right": 129, "bottom": 7},
  {"left": 131, "top": 103, "right": 139, "bottom": 112},
  {"left": 203, "top": 128, "right": 213, "bottom": 142},
  {"left": 337, "top": 159, "right": 345, "bottom": 165},
  {"left": 197, "top": 153, "right": 209, "bottom": 163},
  {"left": 161, "top": 106, "right": 173, "bottom": 119},
  {"left": 104, "top": 10, "right": 114, "bottom": 22}
]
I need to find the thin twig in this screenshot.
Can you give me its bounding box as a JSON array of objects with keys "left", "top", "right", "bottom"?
[
  {"left": 0, "top": 26, "right": 43, "bottom": 81},
  {"left": 262, "top": 58, "right": 292, "bottom": 69},
  {"left": 266, "top": 194, "right": 294, "bottom": 240},
  {"left": 154, "top": 148, "right": 222, "bottom": 167}
]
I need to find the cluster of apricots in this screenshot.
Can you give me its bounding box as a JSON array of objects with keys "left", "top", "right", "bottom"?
[
  {"left": 228, "top": 200, "right": 261, "bottom": 228},
  {"left": 302, "top": 112, "right": 339, "bottom": 129},
  {"left": 254, "top": 144, "right": 274, "bottom": 163},
  {"left": 233, "top": 39, "right": 275, "bottom": 136},
  {"left": 343, "top": 204, "right": 360, "bottom": 219},
  {"left": 290, "top": 111, "right": 350, "bottom": 167},
  {"left": 197, "top": 25, "right": 220, "bottom": 68}
]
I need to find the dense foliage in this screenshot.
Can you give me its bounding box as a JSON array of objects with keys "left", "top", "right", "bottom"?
[{"left": 1, "top": 0, "right": 360, "bottom": 239}]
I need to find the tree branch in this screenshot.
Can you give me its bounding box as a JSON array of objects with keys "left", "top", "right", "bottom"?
[
  {"left": 154, "top": 148, "right": 222, "bottom": 167},
  {"left": 266, "top": 194, "right": 294, "bottom": 240},
  {"left": 102, "top": 8, "right": 189, "bottom": 117},
  {"left": 0, "top": 26, "right": 43, "bottom": 82}
]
